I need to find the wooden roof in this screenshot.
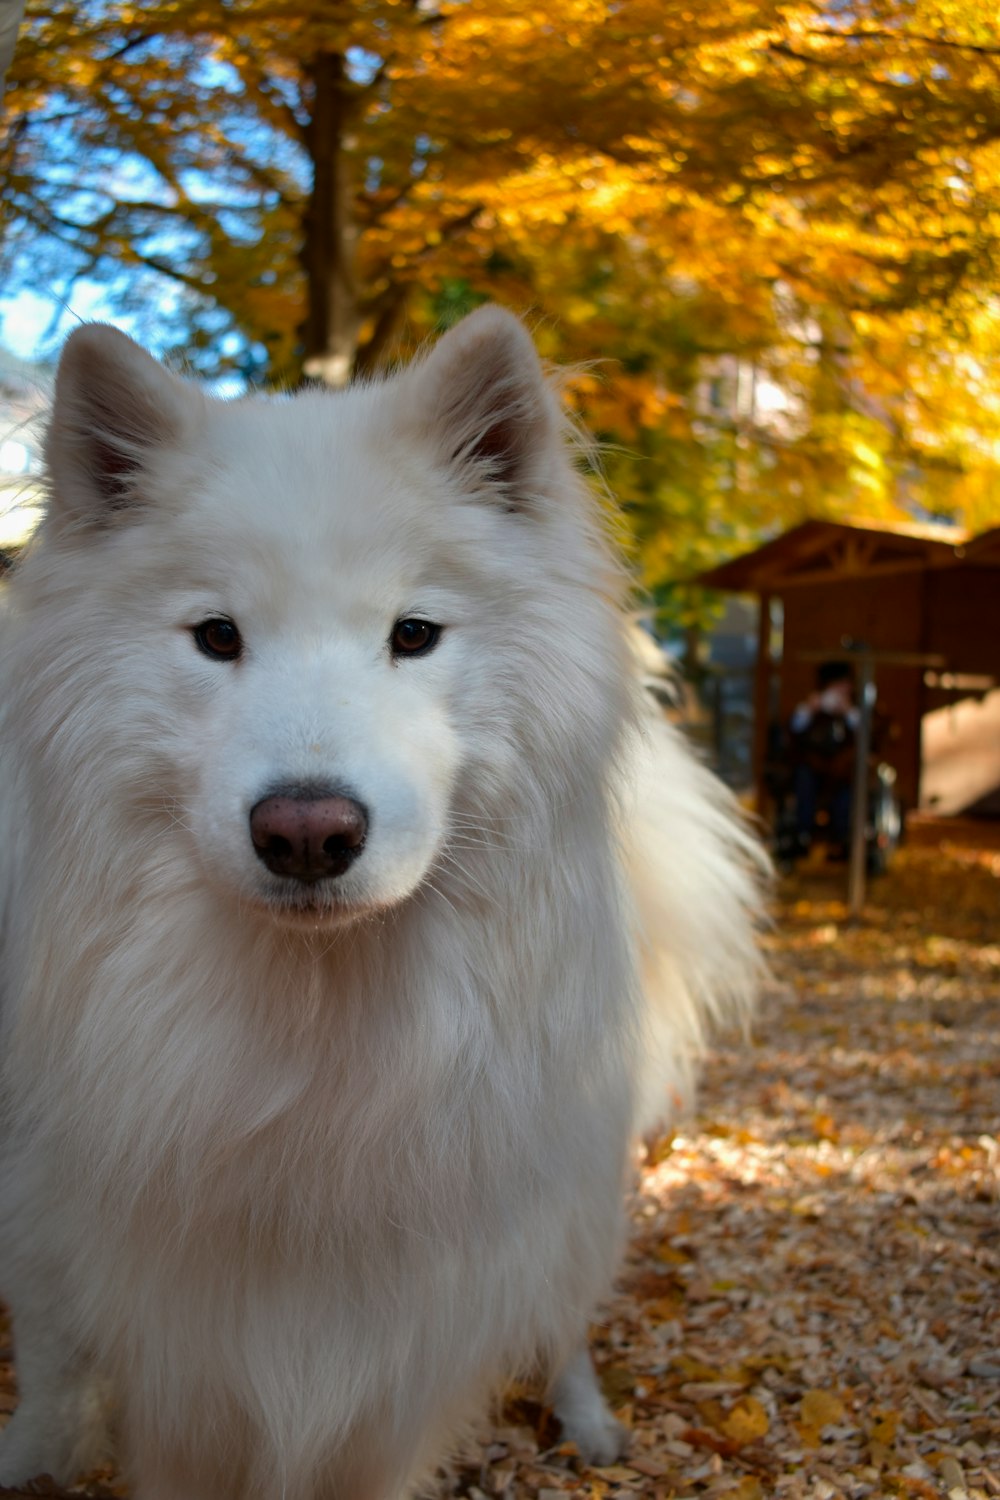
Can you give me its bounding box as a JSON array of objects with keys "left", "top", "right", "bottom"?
[
  {"left": 962, "top": 525, "right": 1000, "bottom": 564},
  {"left": 695, "top": 518, "right": 970, "bottom": 592}
]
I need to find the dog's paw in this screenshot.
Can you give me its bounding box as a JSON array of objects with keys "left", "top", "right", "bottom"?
[
  {"left": 548, "top": 1346, "right": 631, "bottom": 1467},
  {"left": 0, "top": 1393, "right": 109, "bottom": 1490},
  {"left": 559, "top": 1405, "right": 630, "bottom": 1467},
  {"left": 0, "top": 1416, "right": 65, "bottom": 1489}
]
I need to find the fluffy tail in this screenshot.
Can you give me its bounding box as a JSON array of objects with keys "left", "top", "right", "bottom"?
[{"left": 626, "top": 709, "right": 771, "bottom": 1136}]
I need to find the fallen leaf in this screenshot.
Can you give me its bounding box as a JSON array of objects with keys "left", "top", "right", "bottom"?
[
  {"left": 800, "top": 1389, "right": 847, "bottom": 1428},
  {"left": 720, "top": 1395, "right": 770, "bottom": 1447}
]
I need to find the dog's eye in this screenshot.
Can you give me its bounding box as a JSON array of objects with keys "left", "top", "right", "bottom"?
[
  {"left": 390, "top": 619, "right": 441, "bottom": 658},
  {"left": 193, "top": 618, "right": 243, "bottom": 662}
]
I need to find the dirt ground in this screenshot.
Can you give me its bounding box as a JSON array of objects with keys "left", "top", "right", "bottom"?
[{"left": 1, "top": 846, "right": 998, "bottom": 1499}]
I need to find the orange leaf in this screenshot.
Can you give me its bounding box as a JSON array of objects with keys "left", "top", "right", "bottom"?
[
  {"left": 800, "top": 1389, "right": 846, "bottom": 1429},
  {"left": 720, "top": 1395, "right": 770, "bottom": 1447}
]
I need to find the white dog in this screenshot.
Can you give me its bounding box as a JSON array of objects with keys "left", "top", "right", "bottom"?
[{"left": 0, "top": 307, "right": 765, "bottom": 1499}]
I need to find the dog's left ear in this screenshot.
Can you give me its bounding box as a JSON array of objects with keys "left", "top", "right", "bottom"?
[
  {"left": 400, "top": 306, "right": 560, "bottom": 510},
  {"left": 46, "top": 323, "right": 198, "bottom": 527}
]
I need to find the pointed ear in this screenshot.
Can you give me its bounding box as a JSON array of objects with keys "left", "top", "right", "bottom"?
[
  {"left": 45, "top": 324, "right": 197, "bottom": 525},
  {"left": 401, "top": 306, "right": 560, "bottom": 510}
]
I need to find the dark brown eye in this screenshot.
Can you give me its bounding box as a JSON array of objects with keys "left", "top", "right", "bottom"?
[
  {"left": 390, "top": 618, "right": 441, "bottom": 658},
  {"left": 193, "top": 617, "right": 243, "bottom": 661}
]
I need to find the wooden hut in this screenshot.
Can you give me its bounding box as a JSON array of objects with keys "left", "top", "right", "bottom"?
[{"left": 696, "top": 518, "right": 1000, "bottom": 818}]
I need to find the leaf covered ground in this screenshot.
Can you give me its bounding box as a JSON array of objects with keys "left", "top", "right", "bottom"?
[
  {"left": 1, "top": 846, "right": 998, "bottom": 1499},
  {"left": 435, "top": 846, "right": 1000, "bottom": 1500}
]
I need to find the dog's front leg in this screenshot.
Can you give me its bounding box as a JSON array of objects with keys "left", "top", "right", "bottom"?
[{"left": 547, "top": 1341, "right": 629, "bottom": 1465}]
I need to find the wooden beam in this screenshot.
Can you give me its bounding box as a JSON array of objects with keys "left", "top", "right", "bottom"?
[
  {"left": 773, "top": 555, "right": 962, "bottom": 587},
  {"left": 840, "top": 534, "right": 878, "bottom": 573}
]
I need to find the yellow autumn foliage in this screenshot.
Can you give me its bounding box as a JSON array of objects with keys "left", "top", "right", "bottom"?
[{"left": 4, "top": 0, "right": 1000, "bottom": 612}]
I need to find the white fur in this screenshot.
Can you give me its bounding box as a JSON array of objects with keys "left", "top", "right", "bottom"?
[{"left": 0, "top": 307, "right": 766, "bottom": 1499}]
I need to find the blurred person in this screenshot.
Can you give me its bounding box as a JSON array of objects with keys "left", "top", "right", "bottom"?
[{"left": 788, "top": 660, "right": 859, "bottom": 859}]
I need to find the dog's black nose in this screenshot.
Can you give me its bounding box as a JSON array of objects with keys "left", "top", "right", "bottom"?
[{"left": 249, "top": 791, "right": 367, "bottom": 881}]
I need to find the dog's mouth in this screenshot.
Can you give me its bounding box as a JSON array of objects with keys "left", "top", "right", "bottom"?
[{"left": 249, "top": 879, "right": 383, "bottom": 928}]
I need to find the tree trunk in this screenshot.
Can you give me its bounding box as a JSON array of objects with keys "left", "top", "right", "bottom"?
[
  {"left": 0, "top": 0, "right": 27, "bottom": 88},
  {"left": 300, "top": 51, "right": 360, "bottom": 387}
]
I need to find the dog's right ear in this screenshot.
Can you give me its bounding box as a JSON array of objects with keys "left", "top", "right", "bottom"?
[{"left": 46, "top": 324, "right": 197, "bottom": 525}]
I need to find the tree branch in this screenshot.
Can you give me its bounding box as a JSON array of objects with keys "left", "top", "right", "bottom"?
[{"left": 806, "top": 26, "right": 1000, "bottom": 59}]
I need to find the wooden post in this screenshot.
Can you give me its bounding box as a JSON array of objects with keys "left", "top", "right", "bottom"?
[
  {"left": 914, "top": 569, "right": 930, "bottom": 810},
  {"left": 752, "top": 592, "right": 773, "bottom": 816},
  {"left": 848, "top": 655, "right": 876, "bottom": 917}
]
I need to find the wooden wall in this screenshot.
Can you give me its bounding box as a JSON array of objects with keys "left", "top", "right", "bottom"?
[
  {"left": 773, "top": 565, "right": 1000, "bottom": 812},
  {"left": 779, "top": 571, "right": 925, "bottom": 809}
]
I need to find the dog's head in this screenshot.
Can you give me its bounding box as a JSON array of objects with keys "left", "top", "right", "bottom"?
[{"left": 31, "top": 308, "right": 628, "bottom": 925}]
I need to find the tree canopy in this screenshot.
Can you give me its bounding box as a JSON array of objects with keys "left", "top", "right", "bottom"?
[{"left": 3, "top": 0, "right": 1000, "bottom": 616}]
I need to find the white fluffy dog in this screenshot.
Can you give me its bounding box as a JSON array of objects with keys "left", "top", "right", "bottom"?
[{"left": 0, "top": 307, "right": 765, "bottom": 1499}]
